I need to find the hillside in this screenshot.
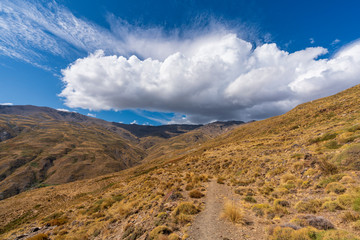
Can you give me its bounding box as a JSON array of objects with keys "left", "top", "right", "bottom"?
[
  {"left": 1, "top": 84, "right": 360, "bottom": 239},
  {"left": 0, "top": 106, "right": 242, "bottom": 200}
]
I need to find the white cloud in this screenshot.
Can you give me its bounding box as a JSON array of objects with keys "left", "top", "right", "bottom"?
[
  {"left": 0, "top": 103, "right": 13, "bottom": 106},
  {"left": 0, "top": 0, "right": 122, "bottom": 67},
  {"left": 130, "top": 120, "right": 137, "bottom": 125},
  {"left": 332, "top": 39, "right": 341, "bottom": 45},
  {"left": 87, "top": 113, "right": 96, "bottom": 117},
  {"left": 310, "top": 38, "right": 315, "bottom": 44},
  {"left": 56, "top": 108, "right": 69, "bottom": 112},
  {"left": 0, "top": 0, "right": 258, "bottom": 69},
  {"left": 60, "top": 34, "right": 360, "bottom": 123}
]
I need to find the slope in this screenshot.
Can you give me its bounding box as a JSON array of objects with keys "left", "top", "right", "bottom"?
[
  {"left": 1, "top": 84, "right": 360, "bottom": 239},
  {"left": 0, "top": 106, "right": 242, "bottom": 200}
]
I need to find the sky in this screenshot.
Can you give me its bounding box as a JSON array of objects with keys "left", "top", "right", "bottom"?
[{"left": 1, "top": 0, "right": 360, "bottom": 125}]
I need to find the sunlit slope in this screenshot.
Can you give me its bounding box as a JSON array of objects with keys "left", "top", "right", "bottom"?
[{"left": 1, "top": 84, "right": 360, "bottom": 239}]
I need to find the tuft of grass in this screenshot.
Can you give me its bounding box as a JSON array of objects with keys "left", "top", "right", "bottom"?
[
  {"left": 341, "top": 211, "right": 360, "bottom": 223},
  {"left": 295, "top": 199, "right": 323, "bottom": 213},
  {"left": 322, "top": 200, "right": 344, "bottom": 212},
  {"left": 27, "top": 234, "right": 50, "bottom": 240},
  {"left": 149, "top": 225, "right": 172, "bottom": 240},
  {"left": 189, "top": 190, "right": 204, "bottom": 198},
  {"left": 222, "top": 201, "right": 249, "bottom": 224},
  {"left": 46, "top": 217, "right": 67, "bottom": 226},
  {"left": 325, "top": 140, "right": 341, "bottom": 149},
  {"left": 325, "top": 182, "right": 346, "bottom": 194},
  {"left": 333, "top": 144, "right": 360, "bottom": 170},
  {"left": 309, "top": 132, "right": 337, "bottom": 144},
  {"left": 217, "top": 177, "right": 225, "bottom": 184},
  {"left": 173, "top": 202, "right": 198, "bottom": 216},
  {"left": 243, "top": 196, "right": 257, "bottom": 203}
]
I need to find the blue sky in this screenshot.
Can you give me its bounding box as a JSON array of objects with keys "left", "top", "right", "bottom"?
[{"left": 1, "top": 0, "right": 360, "bottom": 125}]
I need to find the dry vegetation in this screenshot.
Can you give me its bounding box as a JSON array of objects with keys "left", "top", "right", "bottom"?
[{"left": 1, "top": 85, "right": 360, "bottom": 239}]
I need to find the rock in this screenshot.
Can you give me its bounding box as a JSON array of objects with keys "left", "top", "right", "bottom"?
[{"left": 30, "top": 227, "right": 41, "bottom": 232}]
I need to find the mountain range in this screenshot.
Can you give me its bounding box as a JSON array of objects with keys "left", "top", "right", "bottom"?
[{"left": 0, "top": 105, "right": 243, "bottom": 200}]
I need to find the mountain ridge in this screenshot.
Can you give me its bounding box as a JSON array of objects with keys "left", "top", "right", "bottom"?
[{"left": 0, "top": 105, "right": 243, "bottom": 200}]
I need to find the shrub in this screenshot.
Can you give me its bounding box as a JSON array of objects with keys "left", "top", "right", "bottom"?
[
  {"left": 319, "top": 229, "right": 360, "bottom": 240},
  {"left": 348, "top": 125, "right": 360, "bottom": 132},
  {"left": 149, "top": 226, "right": 172, "bottom": 240},
  {"left": 322, "top": 200, "right": 344, "bottom": 212},
  {"left": 252, "top": 204, "right": 271, "bottom": 217},
  {"left": 325, "top": 140, "right": 341, "bottom": 149},
  {"left": 340, "top": 176, "right": 355, "bottom": 184},
  {"left": 318, "top": 174, "right": 344, "bottom": 188},
  {"left": 27, "top": 234, "right": 50, "bottom": 240},
  {"left": 337, "top": 194, "right": 353, "bottom": 208},
  {"left": 341, "top": 211, "right": 360, "bottom": 223},
  {"left": 291, "top": 215, "right": 334, "bottom": 230},
  {"left": 270, "top": 226, "right": 295, "bottom": 240},
  {"left": 295, "top": 199, "right": 323, "bottom": 213},
  {"left": 353, "top": 195, "right": 360, "bottom": 212},
  {"left": 318, "top": 159, "right": 338, "bottom": 175},
  {"left": 274, "top": 199, "right": 290, "bottom": 208},
  {"left": 352, "top": 220, "right": 360, "bottom": 231},
  {"left": 281, "top": 174, "right": 297, "bottom": 184},
  {"left": 173, "top": 202, "right": 198, "bottom": 216},
  {"left": 333, "top": 144, "right": 360, "bottom": 170},
  {"left": 46, "top": 218, "right": 67, "bottom": 226},
  {"left": 189, "top": 190, "right": 204, "bottom": 198},
  {"left": 325, "top": 182, "right": 346, "bottom": 194},
  {"left": 243, "top": 196, "right": 257, "bottom": 203},
  {"left": 309, "top": 133, "right": 337, "bottom": 144},
  {"left": 168, "top": 233, "right": 181, "bottom": 240},
  {"left": 185, "top": 184, "right": 194, "bottom": 191},
  {"left": 217, "top": 177, "right": 225, "bottom": 184}
]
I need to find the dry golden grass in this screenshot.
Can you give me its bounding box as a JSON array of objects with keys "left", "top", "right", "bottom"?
[
  {"left": 222, "top": 201, "right": 245, "bottom": 224},
  {"left": 2, "top": 85, "right": 360, "bottom": 239}
]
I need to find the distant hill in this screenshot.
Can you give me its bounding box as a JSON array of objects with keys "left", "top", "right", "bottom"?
[{"left": 0, "top": 105, "right": 243, "bottom": 200}]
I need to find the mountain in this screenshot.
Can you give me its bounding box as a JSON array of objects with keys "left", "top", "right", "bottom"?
[
  {"left": 0, "top": 105, "right": 243, "bottom": 200},
  {"left": 1, "top": 84, "right": 360, "bottom": 239}
]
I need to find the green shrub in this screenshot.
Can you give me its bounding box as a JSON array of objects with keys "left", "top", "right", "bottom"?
[
  {"left": 309, "top": 133, "right": 337, "bottom": 144},
  {"left": 325, "top": 140, "right": 341, "bottom": 149}
]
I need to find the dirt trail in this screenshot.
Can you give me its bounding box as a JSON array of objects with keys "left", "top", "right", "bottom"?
[{"left": 188, "top": 180, "right": 262, "bottom": 240}]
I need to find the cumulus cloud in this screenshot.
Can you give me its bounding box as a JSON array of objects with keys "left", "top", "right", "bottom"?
[
  {"left": 60, "top": 34, "right": 360, "bottom": 123},
  {"left": 0, "top": 103, "right": 13, "bottom": 106}
]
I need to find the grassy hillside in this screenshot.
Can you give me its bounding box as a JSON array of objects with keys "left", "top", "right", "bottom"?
[
  {"left": 1, "top": 84, "right": 360, "bottom": 239},
  {"left": 0, "top": 107, "right": 241, "bottom": 200}
]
